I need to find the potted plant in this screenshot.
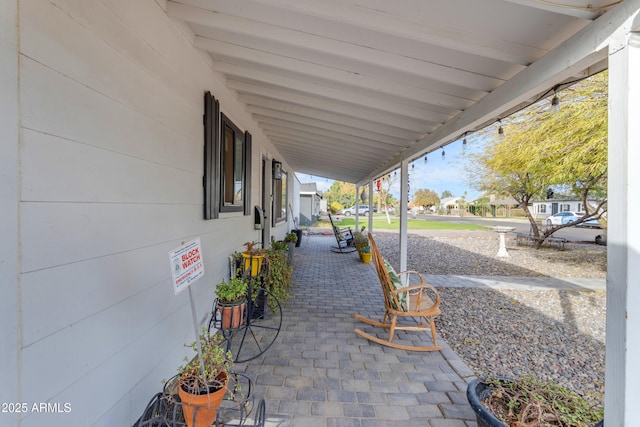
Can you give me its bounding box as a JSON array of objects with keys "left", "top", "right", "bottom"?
[
  {"left": 292, "top": 228, "right": 303, "bottom": 247},
  {"left": 215, "top": 277, "right": 248, "bottom": 329},
  {"left": 467, "top": 375, "right": 603, "bottom": 427},
  {"left": 270, "top": 240, "right": 288, "bottom": 253},
  {"left": 242, "top": 241, "right": 265, "bottom": 277},
  {"left": 176, "top": 329, "right": 234, "bottom": 427},
  {"left": 352, "top": 231, "right": 369, "bottom": 252},
  {"left": 261, "top": 248, "right": 293, "bottom": 310},
  {"left": 359, "top": 245, "right": 372, "bottom": 263},
  {"left": 284, "top": 232, "right": 298, "bottom": 263}
]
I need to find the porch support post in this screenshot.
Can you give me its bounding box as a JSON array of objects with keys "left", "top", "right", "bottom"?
[
  {"left": 367, "top": 180, "right": 374, "bottom": 233},
  {"left": 399, "top": 160, "right": 409, "bottom": 273},
  {"left": 605, "top": 13, "right": 640, "bottom": 426},
  {"left": 354, "top": 185, "right": 360, "bottom": 231}
]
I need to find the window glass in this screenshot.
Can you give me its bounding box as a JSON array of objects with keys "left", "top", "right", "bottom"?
[
  {"left": 274, "top": 169, "right": 287, "bottom": 223},
  {"left": 233, "top": 132, "right": 244, "bottom": 202},
  {"left": 220, "top": 114, "right": 246, "bottom": 212}
]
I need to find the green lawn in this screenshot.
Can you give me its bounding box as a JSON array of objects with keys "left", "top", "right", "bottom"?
[{"left": 316, "top": 216, "right": 488, "bottom": 231}]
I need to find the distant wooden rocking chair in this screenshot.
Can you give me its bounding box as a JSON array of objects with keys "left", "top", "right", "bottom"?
[
  {"left": 328, "top": 213, "right": 357, "bottom": 253},
  {"left": 354, "top": 233, "right": 443, "bottom": 351}
]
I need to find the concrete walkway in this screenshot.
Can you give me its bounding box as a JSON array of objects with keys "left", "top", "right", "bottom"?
[{"left": 234, "top": 235, "right": 601, "bottom": 426}]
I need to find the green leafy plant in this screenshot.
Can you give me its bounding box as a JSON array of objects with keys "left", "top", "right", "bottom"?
[
  {"left": 284, "top": 232, "right": 298, "bottom": 243},
  {"left": 215, "top": 277, "right": 248, "bottom": 303},
  {"left": 352, "top": 231, "right": 369, "bottom": 251},
  {"left": 177, "top": 329, "right": 234, "bottom": 394},
  {"left": 271, "top": 240, "right": 288, "bottom": 251},
  {"left": 482, "top": 375, "right": 603, "bottom": 427},
  {"left": 359, "top": 245, "right": 371, "bottom": 254},
  {"left": 261, "top": 248, "right": 293, "bottom": 308}
]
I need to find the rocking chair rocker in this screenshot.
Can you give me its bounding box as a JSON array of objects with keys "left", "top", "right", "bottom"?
[{"left": 354, "top": 233, "right": 443, "bottom": 352}]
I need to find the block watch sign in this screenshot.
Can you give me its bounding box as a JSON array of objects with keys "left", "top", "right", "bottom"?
[{"left": 169, "top": 238, "right": 204, "bottom": 295}]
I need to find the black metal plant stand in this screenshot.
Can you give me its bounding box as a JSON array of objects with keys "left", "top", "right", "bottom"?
[
  {"left": 134, "top": 373, "right": 265, "bottom": 427},
  {"left": 208, "top": 253, "right": 282, "bottom": 363}
]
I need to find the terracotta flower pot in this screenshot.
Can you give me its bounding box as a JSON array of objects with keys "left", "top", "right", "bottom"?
[
  {"left": 218, "top": 300, "right": 246, "bottom": 329},
  {"left": 178, "top": 372, "right": 228, "bottom": 427}
]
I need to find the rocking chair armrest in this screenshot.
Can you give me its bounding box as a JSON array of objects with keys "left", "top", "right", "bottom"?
[
  {"left": 397, "top": 270, "right": 425, "bottom": 282},
  {"left": 392, "top": 276, "right": 441, "bottom": 310}
]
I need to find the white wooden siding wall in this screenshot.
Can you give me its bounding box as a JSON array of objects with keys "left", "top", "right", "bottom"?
[
  {"left": 1, "top": 2, "right": 19, "bottom": 426},
  {"left": 16, "top": 0, "right": 281, "bottom": 425}
]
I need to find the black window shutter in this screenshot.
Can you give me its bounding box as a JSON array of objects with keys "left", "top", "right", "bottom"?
[
  {"left": 203, "top": 91, "right": 220, "bottom": 219},
  {"left": 244, "top": 131, "right": 252, "bottom": 216}
]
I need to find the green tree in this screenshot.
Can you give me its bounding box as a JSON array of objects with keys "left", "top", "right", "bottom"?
[
  {"left": 330, "top": 201, "right": 344, "bottom": 213},
  {"left": 467, "top": 71, "right": 607, "bottom": 246},
  {"left": 441, "top": 190, "right": 454, "bottom": 199},
  {"left": 324, "top": 181, "right": 356, "bottom": 212},
  {"left": 413, "top": 188, "right": 440, "bottom": 209}
]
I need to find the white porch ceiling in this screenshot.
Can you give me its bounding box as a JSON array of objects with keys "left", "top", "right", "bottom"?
[{"left": 166, "top": 0, "right": 623, "bottom": 184}]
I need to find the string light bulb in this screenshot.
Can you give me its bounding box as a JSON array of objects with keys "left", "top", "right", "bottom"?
[
  {"left": 441, "top": 147, "right": 446, "bottom": 160},
  {"left": 462, "top": 137, "right": 467, "bottom": 150},
  {"left": 497, "top": 120, "right": 504, "bottom": 138},
  {"left": 424, "top": 155, "right": 428, "bottom": 164}
]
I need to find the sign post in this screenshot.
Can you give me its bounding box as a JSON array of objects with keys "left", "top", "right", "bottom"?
[{"left": 169, "top": 239, "right": 206, "bottom": 374}]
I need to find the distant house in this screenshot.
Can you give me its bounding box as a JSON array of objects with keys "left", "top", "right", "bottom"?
[
  {"left": 439, "top": 197, "right": 465, "bottom": 214},
  {"left": 532, "top": 198, "right": 597, "bottom": 218},
  {"left": 299, "top": 183, "right": 323, "bottom": 226}
]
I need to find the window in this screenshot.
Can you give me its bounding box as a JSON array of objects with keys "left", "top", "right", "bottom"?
[
  {"left": 539, "top": 204, "right": 547, "bottom": 214},
  {"left": 273, "top": 169, "right": 287, "bottom": 224},
  {"left": 561, "top": 204, "right": 570, "bottom": 212},
  {"left": 203, "top": 92, "right": 251, "bottom": 219},
  {"left": 220, "top": 114, "right": 252, "bottom": 214},
  {"left": 221, "top": 117, "right": 244, "bottom": 209}
]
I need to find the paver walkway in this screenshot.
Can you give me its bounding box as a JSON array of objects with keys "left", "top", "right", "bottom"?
[{"left": 234, "top": 235, "right": 478, "bottom": 427}]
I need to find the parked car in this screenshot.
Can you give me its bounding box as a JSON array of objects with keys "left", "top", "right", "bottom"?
[
  {"left": 339, "top": 205, "right": 371, "bottom": 216},
  {"left": 545, "top": 211, "right": 600, "bottom": 227},
  {"left": 575, "top": 212, "right": 601, "bottom": 228},
  {"left": 545, "top": 211, "right": 580, "bottom": 225}
]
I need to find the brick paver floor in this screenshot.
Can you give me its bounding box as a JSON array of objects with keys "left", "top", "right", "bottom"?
[{"left": 234, "top": 235, "right": 478, "bottom": 427}]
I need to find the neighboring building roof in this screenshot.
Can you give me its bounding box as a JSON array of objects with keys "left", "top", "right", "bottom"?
[
  {"left": 489, "top": 197, "right": 519, "bottom": 206},
  {"left": 440, "top": 197, "right": 464, "bottom": 205},
  {"left": 300, "top": 182, "right": 323, "bottom": 197}
]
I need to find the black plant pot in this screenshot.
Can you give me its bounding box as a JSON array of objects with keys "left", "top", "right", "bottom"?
[
  {"left": 252, "top": 288, "right": 267, "bottom": 319},
  {"left": 466, "top": 378, "right": 604, "bottom": 427},
  {"left": 293, "top": 229, "right": 302, "bottom": 247},
  {"left": 466, "top": 379, "right": 507, "bottom": 427}
]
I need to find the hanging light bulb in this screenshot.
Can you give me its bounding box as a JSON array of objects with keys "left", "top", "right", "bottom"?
[
  {"left": 441, "top": 147, "right": 446, "bottom": 160},
  {"left": 424, "top": 154, "right": 428, "bottom": 163},
  {"left": 462, "top": 137, "right": 467, "bottom": 150},
  {"left": 411, "top": 162, "right": 415, "bottom": 170},
  {"left": 497, "top": 120, "right": 504, "bottom": 138}
]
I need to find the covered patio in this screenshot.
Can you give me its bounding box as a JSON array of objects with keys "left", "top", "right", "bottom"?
[
  {"left": 2, "top": 1, "right": 639, "bottom": 425},
  {"left": 235, "top": 234, "right": 477, "bottom": 426}
]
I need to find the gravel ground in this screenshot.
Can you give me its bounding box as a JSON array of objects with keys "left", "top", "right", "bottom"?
[{"left": 372, "top": 230, "right": 606, "bottom": 405}]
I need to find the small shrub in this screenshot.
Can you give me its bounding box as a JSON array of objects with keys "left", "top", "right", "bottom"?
[{"left": 482, "top": 375, "right": 603, "bottom": 427}]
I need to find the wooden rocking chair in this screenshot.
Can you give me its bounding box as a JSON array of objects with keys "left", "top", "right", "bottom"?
[
  {"left": 354, "top": 233, "right": 443, "bottom": 351},
  {"left": 328, "top": 213, "right": 357, "bottom": 253}
]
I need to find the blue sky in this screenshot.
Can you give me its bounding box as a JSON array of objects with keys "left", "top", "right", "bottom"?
[{"left": 296, "top": 136, "right": 484, "bottom": 201}]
